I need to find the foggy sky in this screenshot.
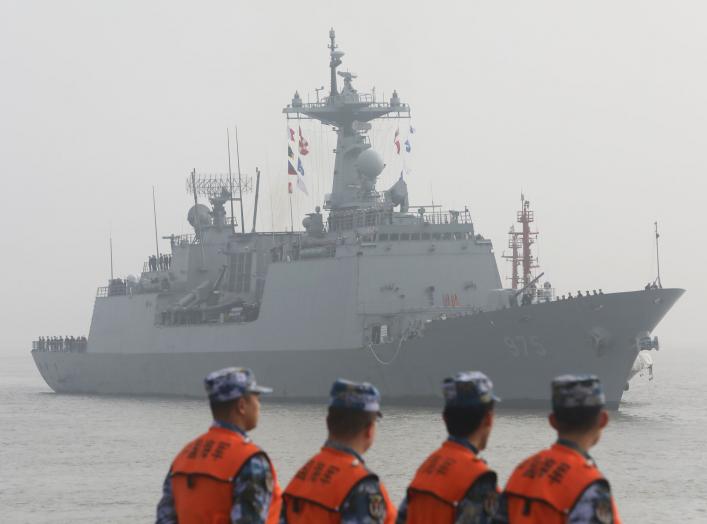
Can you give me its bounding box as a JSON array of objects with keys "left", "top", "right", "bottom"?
[{"left": 1, "top": 1, "right": 704, "bottom": 353}]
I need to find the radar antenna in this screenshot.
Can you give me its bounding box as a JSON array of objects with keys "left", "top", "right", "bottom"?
[{"left": 186, "top": 172, "right": 252, "bottom": 229}]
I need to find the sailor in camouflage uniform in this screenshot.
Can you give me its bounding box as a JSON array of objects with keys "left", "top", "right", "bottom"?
[
  {"left": 156, "top": 367, "right": 282, "bottom": 524},
  {"left": 281, "top": 379, "right": 396, "bottom": 523},
  {"left": 494, "top": 374, "right": 621, "bottom": 524},
  {"left": 397, "top": 371, "right": 500, "bottom": 524}
]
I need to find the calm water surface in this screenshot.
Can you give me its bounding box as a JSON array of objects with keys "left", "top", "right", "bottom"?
[{"left": 2, "top": 348, "right": 706, "bottom": 523}]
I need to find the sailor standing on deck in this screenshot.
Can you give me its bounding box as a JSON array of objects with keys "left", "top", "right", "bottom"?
[
  {"left": 156, "top": 367, "right": 282, "bottom": 524},
  {"left": 280, "top": 379, "right": 397, "bottom": 524},
  {"left": 493, "top": 374, "right": 621, "bottom": 524},
  {"left": 396, "top": 371, "right": 500, "bottom": 524}
]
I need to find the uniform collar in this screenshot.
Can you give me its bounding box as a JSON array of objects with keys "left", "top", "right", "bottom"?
[
  {"left": 324, "top": 439, "right": 366, "bottom": 464},
  {"left": 447, "top": 435, "right": 480, "bottom": 455},
  {"left": 556, "top": 438, "right": 593, "bottom": 461},
  {"left": 212, "top": 419, "right": 248, "bottom": 438}
]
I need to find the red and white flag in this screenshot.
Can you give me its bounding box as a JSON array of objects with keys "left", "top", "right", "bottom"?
[
  {"left": 298, "top": 126, "right": 309, "bottom": 155},
  {"left": 393, "top": 128, "right": 401, "bottom": 155}
]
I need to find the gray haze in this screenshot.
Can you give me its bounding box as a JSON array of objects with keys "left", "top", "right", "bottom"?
[{"left": 1, "top": 1, "right": 704, "bottom": 353}]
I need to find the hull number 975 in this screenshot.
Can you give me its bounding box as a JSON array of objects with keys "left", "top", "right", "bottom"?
[{"left": 504, "top": 336, "right": 547, "bottom": 357}]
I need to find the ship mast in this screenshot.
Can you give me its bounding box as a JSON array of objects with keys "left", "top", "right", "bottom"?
[
  {"left": 518, "top": 194, "right": 538, "bottom": 288},
  {"left": 505, "top": 194, "right": 539, "bottom": 290},
  {"left": 283, "top": 29, "right": 410, "bottom": 211},
  {"left": 503, "top": 226, "right": 521, "bottom": 289}
]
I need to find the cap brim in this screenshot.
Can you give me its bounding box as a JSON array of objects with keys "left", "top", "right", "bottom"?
[{"left": 248, "top": 385, "right": 273, "bottom": 395}]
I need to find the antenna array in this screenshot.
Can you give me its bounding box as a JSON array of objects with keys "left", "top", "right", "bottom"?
[{"left": 185, "top": 173, "right": 253, "bottom": 198}]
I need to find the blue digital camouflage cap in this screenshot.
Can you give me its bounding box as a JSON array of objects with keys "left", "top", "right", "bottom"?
[
  {"left": 204, "top": 367, "right": 273, "bottom": 402},
  {"left": 443, "top": 371, "right": 500, "bottom": 407},
  {"left": 552, "top": 374, "right": 605, "bottom": 409},
  {"left": 329, "top": 378, "right": 382, "bottom": 416}
]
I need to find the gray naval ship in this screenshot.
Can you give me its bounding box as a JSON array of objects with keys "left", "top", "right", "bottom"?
[{"left": 32, "top": 30, "right": 684, "bottom": 408}]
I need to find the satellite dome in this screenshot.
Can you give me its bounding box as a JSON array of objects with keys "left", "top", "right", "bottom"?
[
  {"left": 356, "top": 148, "right": 384, "bottom": 179},
  {"left": 187, "top": 204, "right": 212, "bottom": 229}
]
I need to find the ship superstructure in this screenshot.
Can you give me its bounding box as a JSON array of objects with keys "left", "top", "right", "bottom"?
[{"left": 32, "top": 30, "right": 683, "bottom": 408}]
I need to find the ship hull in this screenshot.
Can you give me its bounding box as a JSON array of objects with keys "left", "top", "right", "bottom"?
[{"left": 32, "top": 288, "right": 684, "bottom": 408}]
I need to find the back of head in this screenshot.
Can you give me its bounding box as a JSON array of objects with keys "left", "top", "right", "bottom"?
[
  {"left": 443, "top": 403, "right": 495, "bottom": 438},
  {"left": 552, "top": 405, "right": 603, "bottom": 433},
  {"left": 442, "top": 371, "right": 499, "bottom": 438},
  {"left": 327, "top": 378, "right": 382, "bottom": 441},
  {"left": 209, "top": 398, "right": 239, "bottom": 420},
  {"left": 551, "top": 374, "right": 605, "bottom": 433},
  {"left": 327, "top": 406, "right": 378, "bottom": 439}
]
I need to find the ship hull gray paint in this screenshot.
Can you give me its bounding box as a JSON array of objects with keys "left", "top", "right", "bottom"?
[{"left": 32, "top": 288, "right": 683, "bottom": 408}]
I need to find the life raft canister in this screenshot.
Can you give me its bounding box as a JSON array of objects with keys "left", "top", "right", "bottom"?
[
  {"left": 503, "top": 443, "right": 621, "bottom": 524},
  {"left": 284, "top": 446, "right": 396, "bottom": 524},
  {"left": 170, "top": 426, "right": 282, "bottom": 524}
]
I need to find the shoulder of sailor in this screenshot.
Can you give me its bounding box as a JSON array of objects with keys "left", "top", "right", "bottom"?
[
  {"left": 455, "top": 471, "right": 500, "bottom": 523},
  {"left": 568, "top": 480, "right": 615, "bottom": 524},
  {"left": 341, "top": 475, "right": 388, "bottom": 524}
]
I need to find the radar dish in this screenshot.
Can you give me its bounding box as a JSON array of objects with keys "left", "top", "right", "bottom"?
[
  {"left": 356, "top": 149, "right": 384, "bottom": 179},
  {"left": 188, "top": 204, "right": 212, "bottom": 229}
]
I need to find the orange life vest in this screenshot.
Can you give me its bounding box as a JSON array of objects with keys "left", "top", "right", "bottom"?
[
  {"left": 283, "top": 446, "right": 397, "bottom": 524},
  {"left": 170, "top": 426, "right": 282, "bottom": 524},
  {"left": 404, "top": 440, "right": 496, "bottom": 523},
  {"left": 503, "top": 443, "right": 621, "bottom": 524}
]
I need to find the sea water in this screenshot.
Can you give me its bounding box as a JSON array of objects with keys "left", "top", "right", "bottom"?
[{"left": 1, "top": 348, "right": 706, "bottom": 523}]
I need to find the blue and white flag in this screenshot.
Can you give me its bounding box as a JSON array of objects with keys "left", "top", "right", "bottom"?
[{"left": 296, "top": 157, "right": 308, "bottom": 195}]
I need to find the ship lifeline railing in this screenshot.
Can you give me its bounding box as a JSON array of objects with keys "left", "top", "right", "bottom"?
[
  {"left": 166, "top": 234, "right": 196, "bottom": 247},
  {"left": 417, "top": 208, "right": 473, "bottom": 226},
  {"left": 96, "top": 279, "right": 129, "bottom": 297}
]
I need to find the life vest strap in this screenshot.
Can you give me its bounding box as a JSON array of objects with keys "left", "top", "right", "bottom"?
[
  {"left": 504, "top": 491, "right": 570, "bottom": 515},
  {"left": 171, "top": 471, "right": 234, "bottom": 486},
  {"left": 406, "top": 487, "right": 458, "bottom": 508}
]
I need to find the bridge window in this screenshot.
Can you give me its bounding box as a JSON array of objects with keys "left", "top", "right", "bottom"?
[
  {"left": 411, "top": 233, "right": 420, "bottom": 240},
  {"left": 390, "top": 233, "right": 399, "bottom": 241},
  {"left": 400, "top": 233, "right": 410, "bottom": 241},
  {"left": 378, "top": 233, "right": 389, "bottom": 241},
  {"left": 421, "top": 233, "right": 430, "bottom": 240}
]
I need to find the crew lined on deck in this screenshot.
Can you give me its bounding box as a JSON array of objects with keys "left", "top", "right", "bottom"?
[{"left": 33, "top": 336, "right": 87, "bottom": 352}]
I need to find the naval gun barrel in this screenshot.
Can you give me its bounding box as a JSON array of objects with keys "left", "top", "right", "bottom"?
[
  {"left": 173, "top": 266, "right": 228, "bottom": 310},
  {"left": 513, "top": 272, "right": 545, "bottom": 299}
]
